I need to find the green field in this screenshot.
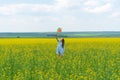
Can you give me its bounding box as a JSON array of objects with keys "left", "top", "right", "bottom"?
[{"left": 0, "top": 38, "right": 120, "bottom": 80}]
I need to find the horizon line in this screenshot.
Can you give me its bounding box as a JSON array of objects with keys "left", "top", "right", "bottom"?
[{"left": 0, "top": 31, "right": 120, "bottom": 33}]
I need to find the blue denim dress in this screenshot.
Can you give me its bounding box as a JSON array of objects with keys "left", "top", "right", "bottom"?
[{"left": 56, "top": 41, "right": 64, "bottom": 56}]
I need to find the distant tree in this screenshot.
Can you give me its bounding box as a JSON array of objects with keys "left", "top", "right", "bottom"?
[{"left": 17, "top": 36, "right": 20, "bottom": 38}]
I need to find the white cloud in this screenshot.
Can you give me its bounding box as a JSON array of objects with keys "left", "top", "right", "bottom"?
[
  {"left": 53, "top": 0, "right": 82, "bottom": 11},
  {"left": 111, "top": 12, "right": 120, "bottom": 17},
  {"left": 0, "top": 0, "right": 117, "bottom": 15},
  {"left": 0, "top": 5, "right": 17, "bottom": 15},
  {"left": 83, "top": 3, "right": 112, "bottom": 13},
  {"left": 102, "top": 0, "right": 116, "bottom": 3},
  {"left": 0, "top": 4, "right": 53, "bottom": 15},
  {"left": 0, "top": 0, "right": 119, "bottom": 32},
  {"left": 29, "top": 4, "right": 53, "bottom": 12},
  {"left": 53, "top": 0, "right": 71, "bottom": 10},
  {"left": 55, "top": 0, "right": 71, "bottom": 8},
  {"left": 0, "top": 0, "right": 83, "bottom": 15},
  {"left": 84, "top": 0, "right": 99, "bottom": 6},
  {"left": 0, "top": 0, "right": 67, "bottom": 15},
  {"left": 0, "top": 15, "right": 58, "bottom": 32}
]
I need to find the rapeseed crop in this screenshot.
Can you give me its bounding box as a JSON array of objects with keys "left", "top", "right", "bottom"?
[{"left": 0, "top": 38, "right": 119, "bottom": 80}]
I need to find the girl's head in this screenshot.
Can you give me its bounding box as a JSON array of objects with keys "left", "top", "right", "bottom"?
[{"left": 60, "top": 38, "right": 65, "bottom": 48}]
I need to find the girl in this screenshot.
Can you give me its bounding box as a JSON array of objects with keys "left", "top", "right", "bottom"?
[{"left": 56, "top": 34, "right": 65, "bottom": 57}]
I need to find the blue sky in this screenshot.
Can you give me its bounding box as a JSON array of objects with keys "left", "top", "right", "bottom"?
[{"left": 0, "top": 0, "right": 120, "bottom": 32}]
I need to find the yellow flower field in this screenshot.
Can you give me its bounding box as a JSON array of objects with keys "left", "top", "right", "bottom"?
[{"left": 0, "top": 38, "right": 120, "bottom": 80}]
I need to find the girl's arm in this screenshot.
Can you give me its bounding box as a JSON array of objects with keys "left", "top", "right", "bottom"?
[{"left": 56, "top": 33, "right": 59, "bottom": 42}]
